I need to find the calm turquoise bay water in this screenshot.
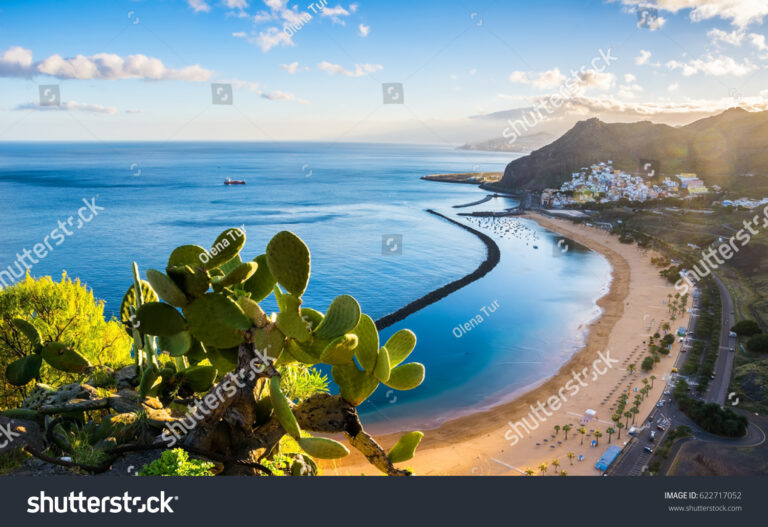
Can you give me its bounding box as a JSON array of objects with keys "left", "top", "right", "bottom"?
[{"left": 0, "top": 142, "right": 610, "bottom": 431}]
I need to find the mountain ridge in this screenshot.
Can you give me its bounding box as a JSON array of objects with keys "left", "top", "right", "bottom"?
[{"left": 496, "top": 108, "right": 768, "bottom": 191}]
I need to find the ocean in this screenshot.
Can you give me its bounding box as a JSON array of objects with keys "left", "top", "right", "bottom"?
[{"left": 0, "top": 142, "right": 610, "bottom": 431}]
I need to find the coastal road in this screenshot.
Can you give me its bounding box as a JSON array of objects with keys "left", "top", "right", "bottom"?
[{"left": 704, "top": 275, "right": 737, "bottom": 406}]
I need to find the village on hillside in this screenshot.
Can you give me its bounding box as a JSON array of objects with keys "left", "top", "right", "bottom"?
[{"left": 540, "top": 162, "right": 711, "bottom": 208}]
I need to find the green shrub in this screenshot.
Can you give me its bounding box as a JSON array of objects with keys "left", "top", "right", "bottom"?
[
  {"left": 0, "top": 273, "right": 132, "bottom": 410},
  {"left": 137, "top": 449, "right": 214, "bottom": 476},
  {"left": 747, "top": 334, "right": 768, "bottom": 353},
  {"left": 731, "top": 320, "right": 762, "bottom": 338},
  {"left": 641, "top": 356, "right": 654, "bottom": 371}
]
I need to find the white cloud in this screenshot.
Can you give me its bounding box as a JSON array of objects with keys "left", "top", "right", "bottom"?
[
  {"left": 666, "top": 54, "right": 758, "bottom": 76},
  {"left": 624, "top": 73, "right": 637, "bottom": 83},
  {"left": 321, "top": 5, "right": 351, "bottom": 24},
  {"left": 228, "top": 77, "right": 308, "bottom": 103},
  {"left": 618, "top": 80, "right": 643, "bottom": 99},
  {"left": 260, "top": 90, "right": 308, "bottom": 104},
  {"left": 508, "top": 71, "right": 529, "bottom": 84},
  {"left": 619, "top": 0, "right": 768, "bottom": 29},
  {"left": 14, "top": 100, "right": 118, "bottom": 114},
  {"left": 576, "top": 70, "right": 616, "bottom": 92},
  {"left": 708, "top": 27, "right": 746, "bottom": 45},
  {"left": 280, "top": 61, "right": 306, "bottom": 74},
  {"left": 528, "top": 93, "right": 768, "bottom": 118},
  {"left": 749, "top": 33, "right": 768, "bottom": 51},
  {"left": 253, "top": 27, "right": 295, "bottom": 52},
  {"left": 668, "top": 82, "right": 680, "bottom": 92},
  {"left": 222, "top": 0, "right": 249, "bottom": 8},
  {"left": 187, "top": 0, "right": 211, "bottom": 13},
  {"left": 232, "top": 31, "right": 247, "bottom": 37},
  {"left": 0, "top": 47, "right": 213, "bottom": 81},
  {"left": 358, "top": 23, "right": 370, "bottom": 37},
  {"left": 635, "top": 49, "right": 652, "bottom": 65},
  {"left": 532, "top": 68, "right": 567, "bottom": 89},
  {"left": 317, "top": 61, "right": 382, "bottom": 77},
  {"left": 0, "top": 46, "right": 34, "bottom": 77}
]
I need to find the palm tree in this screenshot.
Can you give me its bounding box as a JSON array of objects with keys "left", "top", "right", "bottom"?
[
  {"left": 631, "top": 407, "right": 639, "bottom": 424},
  {"left": 554, "top": 425, "right": 560, "bottom": 437},
  {"left": 525, "top": 468, "right": 535, "bottom": 476},
  {"left": 624, "top": 411, "right": 632, "bottom": 427},
  {"left": 650, "top": 375, "right": 656, "bottom": 389},
  {"left": 662, "top": 322, "right": 670, "bottom": 333},
  {"left": 560, "top": 470, "right": 567, "bottom": 477},
  {"left": 594, "top": 430, "right": 603, "bottom": 446},
  {"left": 606, "top": 427, "right": 615, "bottom": 444},
  {"left": 539, "top": 463, "right": 548, "bottom": 474},
  {"left": 628, "top": 363, "right": 636, "bottom": 375},
  {"left": 617, "top": 422, "right": 624, "bottom": 439},
  {"left": 552, "top": 459, "right": 560, "bottom": 471},
  {"left": 567, "top": 452, "right": 575, "bottom": 465},
  {"left": 562, "top": 424, "right": 571, "bottom": 440},
  {"left": 578, "top": 427, "right": 586, "bottom": 445},
  {"left": 642, "top": 378, "right": 649, "bottom": 388}
]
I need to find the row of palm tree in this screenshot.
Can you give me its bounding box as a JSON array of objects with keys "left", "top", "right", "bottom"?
[{"left": 526, "top": 460, "right": 568, "bottom": 476}]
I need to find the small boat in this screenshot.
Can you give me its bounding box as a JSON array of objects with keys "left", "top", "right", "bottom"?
[{"left": 224, "top": 177, "right": 246, "bottom": 185}]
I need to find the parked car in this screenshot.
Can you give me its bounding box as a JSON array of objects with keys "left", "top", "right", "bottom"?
[
  {"left": 643, "top": 447, "right": 654, "bottom": 453},
  {"left": 649, "top": 431, "right": 656, "bottom": 442},
  {"left": 657, "top": 424, "right": 666, "bottom": 431},
  {"left": 656, "top": 402, "right": 664, "bottom": 407}
]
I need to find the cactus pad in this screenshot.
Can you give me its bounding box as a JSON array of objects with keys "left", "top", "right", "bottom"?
[
  {"left": 166, "top": 265, "right": 211, "bottom": 299},
  {"left": 139, "top": 364, "right": 160, "bottom": 398},
  {"left": 269, "top": 376, "right": 301, "bottom": 439},
  {"left": 41, "top": 342, "right": 91, "bottom": 373},
  {"left": 351, "top": 314, "right": 379, "bottom": 373},
  {"left": 300, "top": 308, "right": 324, "bottom": 330},
  {"left": 182, "top": 365, "right": 217, "bottom": 392},
  {"left": 214, "top": 261, "right": 258, "bottom": 289},
  {"left": 318, "top": 334, "right": 359, "bottom": 365},
  {"left": 387, "top": 431, "right": 424, "bottom": 464},
  {"left": 205, "top": 346, "right": 238, "bottom": 372},
  {"left": 266, "top": 231, "right": 310, "bottom": 297},
  {"left": 373, "top": 346, "right": 391, "bottom": 382},
  {"left": 274, "top": 289, "right": 311, "bottom": 343},
  {"left": 331, "top": 362, "right": 379, "bottom": 407},
  {"left": 383, "top": 362, "right": 425, "bottom": 391},
  {"left": 243, "top": 254, "right": 276, "bottom": 302},
  {"left": 384, "top": 329, "right": 417, "bottom": 367},
  {"left": 157, "top": 330, "right": 193, "bottom": 357},
  {"left": 146, "top": 269, "right": 188, "bottom": 308},
  {"left": 168, "top": 245, "right": 208, "bottom": 267},
  {"left": 5, "top": 354, "right": 43, "bottom": 386},
  {"left": 251, "top": 326, "right": 286, "bottom": 361},
  {"left": 120, "top": 281, "right": 157, "bottom": 334},
  {"left": 135, "top": 302, "right": 188, "bottom": 337},
  {"left": 12, "top": 318, "right": 42, "bottom": 346},
  {"left": 237, "top": 296, "right": 268, "bottom": 327},
  {"left": 297, "top": 437, "right": 349, "bottom": 459},
  {"left": 203, "top": 228, "right": 246, "bottom": 270},
  {"left": 183, "top": 293, "right": 252, "bottom": 349},
  {"left": 313, "top": 295, "right": 361, "bottom": 340}
]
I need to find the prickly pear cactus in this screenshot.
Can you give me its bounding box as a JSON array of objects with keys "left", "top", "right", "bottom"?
[{"left": 116, "top": 228, "right": 427, "bottom": 474}]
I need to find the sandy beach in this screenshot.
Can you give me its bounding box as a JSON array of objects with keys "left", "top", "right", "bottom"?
[{"left": 325, "top": 212, "right": 690, "bottom": 476}]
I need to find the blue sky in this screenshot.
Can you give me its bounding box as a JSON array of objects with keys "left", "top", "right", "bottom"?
[{"left": 1, "top": 0, "right": 768, "bottom": 142}]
